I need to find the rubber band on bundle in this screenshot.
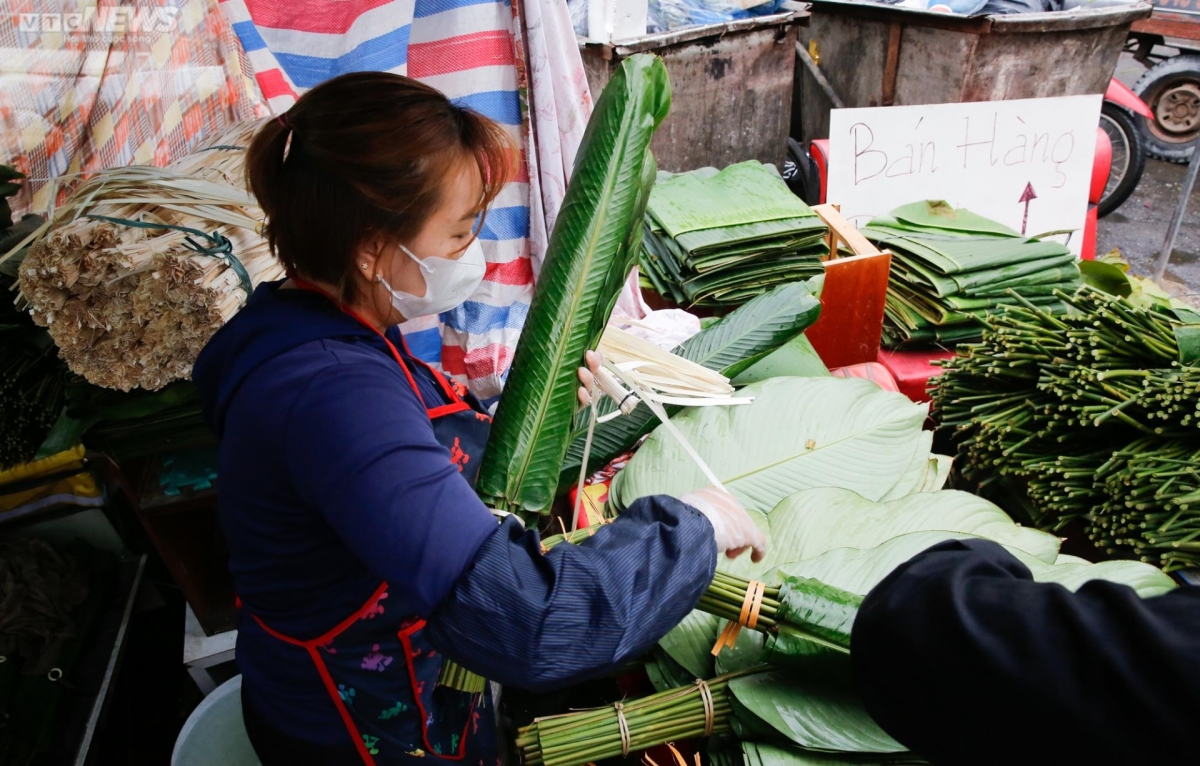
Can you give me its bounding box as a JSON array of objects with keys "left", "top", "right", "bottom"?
[
  {"left": 614, "top": 701, "right": 631, "bottom": 756},
  {"left": 711, "top": 579, "right": 766, "bottom": 656},
  {"left": 695, "top": 679, "right": 714, "bottom": 737}
]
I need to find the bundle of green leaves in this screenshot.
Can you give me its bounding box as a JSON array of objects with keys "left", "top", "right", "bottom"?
[
  {"left": 863, "top": 201, "right": 1080, "bottom": 348},
  {"left": 639, "top": 162, "right": 828, "bottom": 308}
]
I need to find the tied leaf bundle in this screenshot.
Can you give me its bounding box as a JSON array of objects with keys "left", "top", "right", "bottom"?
[
  {"left": 477, "top": 54, "right": 670, "bottom": 515},
  {"left": 933, "top": 284, "right": 1200, "bottom": 569},
  {"left": 699, "top": 572, "right": 858, "bottom": 678},
  {"left": 64, "top": 380, "right": 211, "bottom": 462},
  {"left": 14, "top": 120, "right": 285, "bottom": 391},
  {"left": 862, "top": 201, "right": 1080, "bottom": 348},
  {"left": 639, "top": 162, "right": 827, "bottom": 308}
]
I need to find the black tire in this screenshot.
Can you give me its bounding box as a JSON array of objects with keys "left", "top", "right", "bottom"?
[
  {"left": 1133, "top": 54, "right": 1200, "bottom": 164},
  {"left": 1098, "top": 102, "right": 1147, "bottom": 218},
  {"left": 785, "top": 138, "right": 822, "bottom": 206}
]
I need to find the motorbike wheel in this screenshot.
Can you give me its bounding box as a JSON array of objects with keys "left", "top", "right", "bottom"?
[
  {"left": 1098, "top": 102, "right": 1147, "bottom": 218},
  {"left": 1134, "top": 54, "right": 1200, "bottom": 164}
]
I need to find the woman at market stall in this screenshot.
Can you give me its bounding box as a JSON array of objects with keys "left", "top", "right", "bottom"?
[{"left": 192, "top": 72, "right": 766, "bottom": 766}]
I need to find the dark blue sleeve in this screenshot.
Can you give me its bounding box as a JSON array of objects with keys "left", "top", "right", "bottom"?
[
  {"left": 852, "top": 538, "right": 1200, "bottom": 764},
  {"left": 424, "top": 495, "right": 717, "bottom": 691},
  {"left": 283, "top": 359, "right": 498, "bottom": 618}
]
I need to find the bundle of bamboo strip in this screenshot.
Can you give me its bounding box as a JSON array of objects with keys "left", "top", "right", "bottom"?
[{"left": 12, "top": 120, "right": 283, "bottom": 391}]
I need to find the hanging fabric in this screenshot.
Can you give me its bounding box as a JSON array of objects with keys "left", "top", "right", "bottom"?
[
  {"left": 510, "top": 0, "right": 593, "bottom": 277},
  {"left": 218, "top": 0, "right": 593, "bottom": 407}
]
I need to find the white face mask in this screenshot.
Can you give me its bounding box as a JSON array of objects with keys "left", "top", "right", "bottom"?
[{"left": 377, "top": 238, "right": 486, "bottom": 319}]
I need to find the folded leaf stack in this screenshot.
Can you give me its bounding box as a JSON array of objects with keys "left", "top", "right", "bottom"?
[
  {"left": 863, "top": 201, "right": 1080, "bottom": 348},
  {"left": 639, "top": 162, "right": 828, "bottom": 308}
]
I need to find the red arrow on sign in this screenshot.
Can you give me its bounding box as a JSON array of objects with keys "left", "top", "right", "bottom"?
[{"left": 1019, "top": 182, "right": 1038, "bottom": 235}]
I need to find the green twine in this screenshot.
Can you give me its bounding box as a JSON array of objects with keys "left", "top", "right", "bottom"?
[{"left": 84, "top": 214, "right": 253, "bottom": 297}]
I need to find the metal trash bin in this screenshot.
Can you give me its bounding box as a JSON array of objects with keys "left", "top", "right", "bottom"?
[
  {"left": 795, "top": 1, "right": 1153, "bottom": 141},
  {"left": 579, "top": 10, "right": 807, "bottom": 172}
]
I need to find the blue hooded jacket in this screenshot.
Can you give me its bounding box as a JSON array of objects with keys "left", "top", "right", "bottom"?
[{"left": 193, "top": 281, "right": 717, "bottom": 745}]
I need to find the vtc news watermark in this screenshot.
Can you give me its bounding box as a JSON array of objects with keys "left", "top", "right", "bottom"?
[{"left": 18, "top": 8, "right": 181, "bottom": 44}]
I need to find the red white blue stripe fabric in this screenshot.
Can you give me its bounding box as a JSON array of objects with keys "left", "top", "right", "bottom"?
[{"left": 219, "top": 0, "right": 535, "bottom": 404}]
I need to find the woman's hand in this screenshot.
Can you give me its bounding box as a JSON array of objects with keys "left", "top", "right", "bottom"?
[
  {"left": 577, "top": 350, "right": 603, "bottom": 408},
  {"left": 679, "top": 486, "right": 767, "bottom": 563}
]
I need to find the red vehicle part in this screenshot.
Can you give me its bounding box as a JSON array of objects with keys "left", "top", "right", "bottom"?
[
  {"left": 1107, "top": 78, "right": 1154, "bottom": 119},
  {"left": 810, "top": 139, "right": 830, "bottom": 204}
]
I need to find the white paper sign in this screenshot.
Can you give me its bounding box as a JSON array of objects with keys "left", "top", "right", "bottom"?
[{"left": 826, "top": 95, "right": 1102, "bottom": 255}]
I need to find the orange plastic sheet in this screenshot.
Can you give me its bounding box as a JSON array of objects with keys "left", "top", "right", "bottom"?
[{"left": 0, "top": 0, "right": 268, "bottom": 217}]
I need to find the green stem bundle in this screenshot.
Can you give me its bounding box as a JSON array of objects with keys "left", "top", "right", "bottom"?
[
  {"left": 516, "top": 669, "right": 760, "bottom": 766},
  {"left": 932, "top": 285, "right": 1200, "bottom": 569}
]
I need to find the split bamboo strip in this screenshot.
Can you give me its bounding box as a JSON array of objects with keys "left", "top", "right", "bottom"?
[
  {"left": 437, "top": 659, "right": 487, "bottom": 694},
  {"left": 14, "top": 120, "right": 284, "bottom": 391}
]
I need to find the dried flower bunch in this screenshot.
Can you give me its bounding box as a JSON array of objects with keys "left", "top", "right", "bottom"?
[{"left": 16, "top": 120, "right": 283, "bottom": 391}]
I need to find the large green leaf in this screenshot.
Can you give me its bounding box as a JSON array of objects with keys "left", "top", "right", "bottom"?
[
  {"left": 660, "top": 488, "right": 1059, "bottom": 678},
  {"left": 559, "top": 279, "right": 823, "bottom": 485},
  {"left": 477, "top": 55, "right": 670, "bottom": 513},
  {"left": 774, "top": 531, "right": 1175, "bottom": 598},
  {"left": 767, "top": 487, "right": 1060, "bottom": 564},
  {"left": 731, "top": 333, "right": 829, "bottom": 386},
  {"left": 674, "top": 279, "right": 821, "bottom": 379},
  {"left": 610, "top": 377, "right": 939, "bottom": 514},
  {"left": 742, "top": 741, "right": 922, "bottom": 766},
  {"left": 1029, "top": 553, "right": 1177, "bottom": 598},
  {"left": 730, "top": 673, "right": 906, "bottom": 754}
]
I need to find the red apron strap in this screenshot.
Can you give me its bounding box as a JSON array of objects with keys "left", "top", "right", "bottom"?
[
  {"left": 305, "top": 644, "right": 377, "bottom": 766},
  {"left": 241, "top": 581, "right": 392, "bottom": 766}
]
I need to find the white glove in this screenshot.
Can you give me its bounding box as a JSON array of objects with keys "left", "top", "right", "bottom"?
[{"left": 679, "top": 486, "right": 767, "bottom": 563}]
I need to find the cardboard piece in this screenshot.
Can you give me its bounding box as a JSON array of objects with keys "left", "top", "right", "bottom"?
[{"left": 806, "top": 205, "right": 892, "bottom": 369}]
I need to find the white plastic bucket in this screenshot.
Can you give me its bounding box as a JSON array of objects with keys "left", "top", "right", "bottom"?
[{"left": 171, "top": 675, "right": 261, "bottom": 766}]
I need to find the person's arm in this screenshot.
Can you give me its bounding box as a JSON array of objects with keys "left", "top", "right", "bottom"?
[
  {"left": 285, "top": 357, "right": 719, "bottom": 688},
  {"left": 425, "top": 495, "right": 717, "bottom": 691},
  {"left": 852, "top": 538, "right": 1200, "bottom": 764}
]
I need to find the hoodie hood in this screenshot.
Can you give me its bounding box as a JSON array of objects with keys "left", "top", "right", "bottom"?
[{"left": 193, "top": 281, "right": 377, "bottom": 438}]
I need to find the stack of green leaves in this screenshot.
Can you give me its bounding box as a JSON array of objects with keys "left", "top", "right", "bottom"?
[
  {"left": 932, "top": 277, "right": 1200, "bottom": 570},
  {"left": 60, "top": 380, "right": 212, "bottom": 463},
  {"left": 639, "top": 161, "right": 828, "bottom": 308},
  {"left": 862, "top": 201, "right": 1080, "bottom": 348}
]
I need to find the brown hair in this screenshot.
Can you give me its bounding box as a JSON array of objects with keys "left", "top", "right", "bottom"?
[{"left": 245, "top": 72, "right": 518, "bottom": 303}]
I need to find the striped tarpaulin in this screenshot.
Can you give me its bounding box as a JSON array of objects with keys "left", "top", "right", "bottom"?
[{"left": 220, "top": 0, "right": 535, "bottom": 406}]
